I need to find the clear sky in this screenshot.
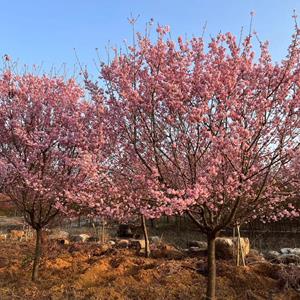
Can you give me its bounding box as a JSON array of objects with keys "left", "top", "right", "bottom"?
[{"left": 1, "top": 0, "right": 300, "bottom": 76}]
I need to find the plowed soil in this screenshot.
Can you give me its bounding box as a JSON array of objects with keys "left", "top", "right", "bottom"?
[{"left": 0, "top": 240, "right": 299, "bottom": 300}]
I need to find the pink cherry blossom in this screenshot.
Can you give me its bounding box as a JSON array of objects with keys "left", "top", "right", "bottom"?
[
  {"left": 92, "top": 25, "right": 300, "bottom": 299},
  {"left": 0, "top": 70, "right": 105, "bottom": 281}
]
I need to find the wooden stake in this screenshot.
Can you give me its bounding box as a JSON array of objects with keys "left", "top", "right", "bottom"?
[
  {"left": 237, "top": 225, "right": 246, "bottom": 266},
  {"left": 232, "top": 227, "right": 236, "bottom": 260},
  {"left": 236, "top": 227, "right": 240, "bottom": 266}
]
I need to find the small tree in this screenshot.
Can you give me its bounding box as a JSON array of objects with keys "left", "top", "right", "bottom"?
[
  {"left": 0, "top": 71, "right": 104, "bottom": 281},
  {"left": 98, "top": 24, "right": 300, "bottom": 299},
  {"left": 85, "top": 74, "right": 176, "bottom": 258},
  {"left": 92, "top": 154, "right": 165, "bottom": 258}
]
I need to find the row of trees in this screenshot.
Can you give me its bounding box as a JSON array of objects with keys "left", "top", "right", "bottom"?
[{"left": 0, "top": 25, "right": 300, "bottom": 299}]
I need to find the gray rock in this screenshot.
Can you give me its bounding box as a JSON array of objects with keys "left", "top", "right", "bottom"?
[
  {"left": 117, "top": 239, "right": 129, "bottom": 248},
  {"left": 130, "top": 239, "right": 146, "bottom": 250},
  {"left": 187, "top": 240, "right": 207, "bottom": 249},
  {"left": 48, "top": 230, "right": 69, "bottom": 240},
  {"left": 189, "top": 246, "right": 202, "bottom": 253},
  {"left": 70, "top": 234, "right": 90, "bottom": 243},
  {"left": 280, "top": 248, "right": 300, "bottom": 256},
  {"left": 280, "top": 248, "right": 291, "bottom": 254},
  {"left": 290, "top": 248, "right": 300, "bottom": 256},
  {"left": 215, "top": 237, "right": 250, "bottom": 259},
  {"left": 264, "top": 250, "right": 280, "bottom": 261},
  {"left": 215, "top": 238, "right": 234, "bottom": 259},
  {"left": 79, "top": 234, "right": 90, "bottom": 242},
  {"left": 278, "top": 254, "right": 300, "bottom": 264},
  {"left": 108, "top": 240, "right": 116, "bottom": 246},
  {"left": 149, "top": 236, "right": 161, "bottom": 244}
]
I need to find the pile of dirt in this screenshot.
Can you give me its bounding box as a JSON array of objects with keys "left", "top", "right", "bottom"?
[{"left": 0, "top": 240, "right": 299, "bottom": 299}]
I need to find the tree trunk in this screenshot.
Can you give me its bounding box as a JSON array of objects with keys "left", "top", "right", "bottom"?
[
  {"left": 206, "top": 232, "right": 217, "bottom": 300},
  {"left": 32, "top": 228, "right": 42, "bottom": 282},
  {"left": 141, "top": 215, "right": 150, "bottom": 258}
]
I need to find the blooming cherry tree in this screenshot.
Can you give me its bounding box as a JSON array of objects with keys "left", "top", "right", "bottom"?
[
  {"left": 98, "top": 25, "right": 300, "bottom": 299},
  {"left": 0, "top": 71, "right": 104, "bottom": 281}
]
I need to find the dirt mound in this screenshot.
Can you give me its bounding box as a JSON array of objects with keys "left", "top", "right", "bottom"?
[
  {"left": 45, "top": 257, "right": 72, "bottom": 270},
  {"left": 0, "top": 240, "right": 299, "bottom": 299}
]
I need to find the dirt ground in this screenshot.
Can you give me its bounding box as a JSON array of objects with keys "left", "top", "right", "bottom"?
[{"left": 0, "top": 240, "right": 299, "bottom": 300}]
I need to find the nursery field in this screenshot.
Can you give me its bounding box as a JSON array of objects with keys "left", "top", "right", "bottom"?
[{"left": 2, "top": 3, "right": 300, "bottom": 300}]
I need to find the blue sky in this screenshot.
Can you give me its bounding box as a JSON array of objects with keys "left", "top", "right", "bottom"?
[{"left": 1, "top": 1, "right": 300, "bottom": 76}]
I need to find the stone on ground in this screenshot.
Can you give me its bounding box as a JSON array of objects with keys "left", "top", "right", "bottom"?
[
  {"left": 215, "top": 237, "right": 250, "bottom": 259},
  {"left": 48, "top": 230, "right": 69, "bottom": 240},
  {"left": 149, "top": 236, "right": 161, "bottom": 244},
  {"left": 117, "top": 239, "right": 129, "bottom": 248},
  {"left": 187, "top": 240, "right": 207, "bottom": 249}
]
